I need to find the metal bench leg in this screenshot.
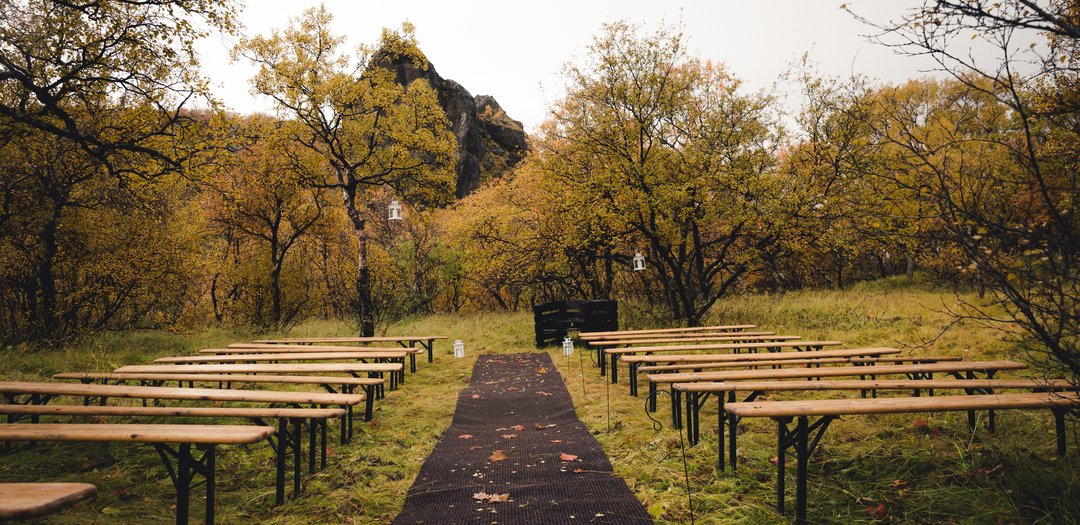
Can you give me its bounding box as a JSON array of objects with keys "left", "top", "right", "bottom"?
[
  {"left": 648, "top": 381, "right": 657, "bottom": 412},
  {"left": 292, "top": 418, "right": 302, "bottom": 498},
  {"left": 610, "top": 354, "right": 619, "bottom": 383},
  {"left": 308, "top": 418, "right": 317, "bottom": 475},
  {"left": 321, "top": 419, "right": 328, "bottom": 470},
  {"left": 776, "top": 418, "right": 788, "bottom": 515},
  {"left": 598, "top": 348, "right": 606, "bottom": 376},
  {"left": 672, "top": 387, "right": 682, "bottom": 429},
  {"left": 276, "top": 418, "right": 286, "bottom": 505},
  {"left": 728, "top": 392, "right": 739, "bottom": 472},
  {"left": 717, "top": 395, "right": 725, "bottom": 471},
  {"left": 177, "top": 443, "right": 191, "bottom": 525},
  {"left": 630, "top": 364, "right": 639, "bottom": 397},
  {"left": 204, "top": 445, "right": 215, "bottom": 525},
  {"left": 1053, "top": 408, "right": 1067, "bottom": 455}
]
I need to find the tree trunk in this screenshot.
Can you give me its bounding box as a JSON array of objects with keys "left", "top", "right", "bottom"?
[
  {"left": 35, "top": 203, "right": 63, "bottom": 339},
  {"left": 355, "top": 227, "right": 375, "bottom": 337},
  {"left": 905, "top": 253, "right": 916, "bottom": 280}
]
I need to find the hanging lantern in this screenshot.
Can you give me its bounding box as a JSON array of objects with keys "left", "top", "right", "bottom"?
[
  {"left": 562, "top": 335, "right": 574, "bottom": 357},
  {"left": 388, "top": 198, "right": 403, "bottom": 221},
  {"left": 632, "top": 252, "right": 646, "bottom": 271},
  {"left": 453, "top": 339, "right": 465, "bottom": 358}
]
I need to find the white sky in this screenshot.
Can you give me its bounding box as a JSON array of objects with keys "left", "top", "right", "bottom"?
[{"left": 195, "top": 0, "right": 1012, "bottom": 132}]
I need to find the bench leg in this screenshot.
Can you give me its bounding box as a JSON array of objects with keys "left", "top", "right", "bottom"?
[
  {"left": 308, "top": 418, "right": 317, "bottom": 475},
  {"left": 177, "top": 443, "right": 191, "bottom": 525},
  {"left": 276, "top": 419, "right": 286, "bottom": 505},
  {"left": 717, "top": 396, "right": 725, "bottom": 471},
  {"left": 672, "top": 387, "right": 682, "bottom": 429},
  {"left": 598, "top": 348, "right": 606, "bottom": 376},
  {"left": 610, "top": 354, "right": 619, "bottom": 384},
  {"left": 728, "top": 392, "right": 738, "bottom": 472},
  {"left": 630, "top": 363, "right": 639, "bottom": 397},
  {"left": 322, "top": 419, "right": 328, "bottom": 470},
  {"left": 776, "top": 418, "right": 787, "bottom": 515},
  {"left": 648, "top": 381, "right": 657, "bottom": 412},
  {"left": 205, "top": 445, "right": 215, "bottom": 525},
  {"left": 1053, "top": 408, "right": 1067, "bottom": 455},
  {"left": 293, "top": 418, "right": 302, "bottom": 498},
  {"left": 154, "top": 442, "right": 216, "bottom": 525},
  {"left": 425, "top": 341, "right": 433, "bottom": 363}
]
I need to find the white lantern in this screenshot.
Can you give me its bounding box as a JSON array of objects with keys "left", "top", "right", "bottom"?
[
  {"left": 562, "top": 335, "right": 574, "bottom": 357},
  {"left": 632, "top": 252, "right": 646, "bottom": 271},
  {"left": 453, "top": 339, "right": 465, "bottom": 358},
  {"left": 388, "top": 199, "right": 403, "bottom": 221}
]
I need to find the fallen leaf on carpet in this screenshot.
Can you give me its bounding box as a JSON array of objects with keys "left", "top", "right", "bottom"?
[
  {"left": 458, "top": 434, "right": 474, "bottom": 439},
  {"left": 559, "top": 453, "right": 579, "bottom": 461},
  {"left": 500, "top": 434, "right": 517, "bottom": 439},
  {"left": 490, "top": 450, "right": 508, "bottom": 461}
]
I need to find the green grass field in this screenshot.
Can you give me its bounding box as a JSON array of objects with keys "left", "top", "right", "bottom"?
[{"left": 1, "top": 277, "right": 1077, "bottom": 524}]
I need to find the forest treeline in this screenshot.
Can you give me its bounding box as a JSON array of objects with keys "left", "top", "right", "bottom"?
[{"left": 0, "top": 1, "right": 1075, "bottom": 379}]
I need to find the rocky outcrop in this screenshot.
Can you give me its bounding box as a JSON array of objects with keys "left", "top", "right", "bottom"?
[{"left": 377, "top": 52, "right": 528, "bottom": 198}]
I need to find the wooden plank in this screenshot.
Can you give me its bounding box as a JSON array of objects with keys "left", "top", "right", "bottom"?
[
  {"left": 114, "top": 363, "right": 401, "bottom": 375},
  {"left": 639, "top": 355, "right": 961, "bottom": 372},
  {"left": 606, "top": 340, "right": 842, "bottom": 356},
  {"left": 0, "top": 381, "right": 365, "bottom": 406},
  {"left": 0, "top": 404, "right": 345, "bottom": 419},
  {"left": 622, "top": 347, "right": 899, "bottom": 364},
  {"left": 0, "top": 423, "right": 274, "bottom": 444},
  {"left": 251, "top": 336, "right": 446, "bottom": 344},
  {"left": 53, "top": 373, "right": 384, "bottom": 387},
  {"left": 156, "top": 351, "right": 408, "bottom": 363},
  {"left": 588, "top": 334, "right": 798, "bottom": 346},
  {"left": 649, "top": 360, "right": 1028, "bottom": 384},
  {"left": 578, "top": 325, "right": 757, "bottom": 339},
  {"left": 725, "top": 392, "right": 1080, "bottom": 417},
  {"left": 217, "top": 344, "right": 422, "bottom": 354},
  {"left": 0, "top": 483, "right": 97, "bottom": 521},
  {"left": 675, "top": 378, "right": 1079, "bottom": 392}
]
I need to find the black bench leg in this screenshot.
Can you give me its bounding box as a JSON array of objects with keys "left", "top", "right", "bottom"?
[
  {"left": 425, "top": 341, "right": 433, "bottom": 363},
  {"left": 776, "top": 419, "right": 786, "bottom": 515},
  {"left": 630, "top": 364, "right": 639, "bottom": 397},
  {"left": 365, "top": 386, "right": 375, "bottom": 422},
  {"left": 599, "top": 348, "right": 606, "bottom": 376},
  {"left": 276, "top": 419, "right": 286, "bottom": 506},
  {"left": 204, "top": 445, "right": 215, "bottom": 525},
  {"left": 610, "top": 354, "right": 619, "bottom": 384},
  {"left": 308, "top": 419, "right": 317, "bottom": 475},
  {"left": 321, "top": 419, "right": 328, "bottom": 470},
  {"left": 648, "top": 382, "right": 657, "bottom": 412},
  {"left": 410, "top": 353, "right": 417, "bottom": 373},
  {"left": 1053, "top": 408, "right": 1067, "bottom": 455},
  {"left": 795, "top": 416, "right": 809, "bottom": 525},
  {"left": 293, "top": 419, "right": 302, "bottom": 498},
  {"left": 728, "top": 392, "right": 738, "bottom": 472},
  {"left": 685, "top": 392, "right": 696, "bottom": 446},
  {"left": 177, "top": 443, "right": 191, "bottom": 525}
]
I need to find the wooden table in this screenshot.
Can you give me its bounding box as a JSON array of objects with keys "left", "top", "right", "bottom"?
[
  {"left": 622, "top": 346, "right": 897, "bottom": 397},
  {"left": 0, "top": 424, "right": 272, "bottom": 525},
  {"left": 725, "top": 392, "right": 1080, "bottom": 525},
  {"left": 604, "top": 340, "right": 843, "bottom": 383},
  {"left": 676, "top": 377, "right": 1077, "bottom": 471},
  {"left": 0, "top": 483, "right": 97, "bottom": 521},
  {"left": 652, "top": 360, "right": 1028, "bottom": 427},
  {"left": 250, "top": 336, "right": 447, "bottom": 364},
  {"left": 222, "top": 344, "right": 425, "bottom": 373},
  {"left": 578, "top": 324, "right": 758, "bottom": 339},
  {"left": 0, "top": 380, "right": 366, "bottom": 443},
  {"left": 0, "top": 404, "right": 344, "bottom": 505}
]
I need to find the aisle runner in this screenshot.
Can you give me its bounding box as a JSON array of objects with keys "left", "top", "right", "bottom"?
[{"left": 392, "top": 352, "right": 652, "bottom": 524}]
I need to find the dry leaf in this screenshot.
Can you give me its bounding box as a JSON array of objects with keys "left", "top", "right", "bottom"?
[
  {"left": 472, "top": 491, "right": 490, "bottom": 501},
  {"left": 533, "top": 422, "right": 545, "bottom": 430},
  {"left": 470, "top": 446, "right": 483, "bottom": 450},
  {"left": 536, "top": 391, "right": 552, "bottom": 396},
  {"left": 471, "top": 394, "right": 481, "bottom": 399},
  {"left": 487, "top": 493, "right": 510, "bottom": 503},
  {"left": 537, "top": 366, "right": 549, "bottom": 374},
  {"left": 490, "top": 450, "right": 508, "bottom": 461},
  {"left": 512, "top": 425, "right": 525, "bottom": 431},
  {"left": 550, "top": 439, "right": 563, "bottom": 443},
  {"left": 458, "top": 434, "right": 474, "bottom": 440},
  {"left": 500, "top": 434, "right": 517, "bottom": 439},
  {"left": 559, "top": 453, "right": 579, "bottom": 461}
]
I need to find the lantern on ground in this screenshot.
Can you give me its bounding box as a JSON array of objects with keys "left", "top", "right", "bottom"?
[
  {"left": 453, "top": 339, "right": 465, "bottom": 358},
  {"left": 388, "top": 198, "right": 403, "bottom": 221},
  {"left": 562, "top": 335, "right": 574, "bottom": 357},
  {"left": 632, "top": 252, "right": 646, "bottom": 271}
]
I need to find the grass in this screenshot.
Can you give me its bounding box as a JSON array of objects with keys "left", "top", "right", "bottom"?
[{"left": 1, "top": 277, "right": 1077, "bottom": 524}]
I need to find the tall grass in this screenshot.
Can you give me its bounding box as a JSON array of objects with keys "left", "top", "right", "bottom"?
[{"left": 1, "top": 278, "right": 1075, "bottom": 523}]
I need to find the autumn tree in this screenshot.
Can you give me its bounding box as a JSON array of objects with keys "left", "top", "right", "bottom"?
[
  {"left": 236, "top": 8, "right": 456, "bottom": 336},
  {"left": 851, "top": 1, "right": 1079, "bottom": 381},
  {"left": 538, "top": 22, "right": 783, "bottom": 326}
]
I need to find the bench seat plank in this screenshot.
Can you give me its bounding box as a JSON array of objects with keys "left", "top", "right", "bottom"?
[
  {"left": 0, "top": 423, "right": 273, "bottom": 444},
  {"left": 725, "top": 391, "right": 1080, "bottom": 417},
  {"left": 587, "top": 333, "right": 792, "bottom": 346},
  {"left": 606, "top": 340, "right": 842, "bottom": 356},
  {"left": 650, "top": 360, "right": 1028, "bottom": 384},
  {"left": 0, "top": 483, "right": 98, "bottom": 521},
  {"left": 0, "top": 404, "right": 345, "bottom": 419},
  {"left": 0, "top": 381, "right": 364, "bottom": 406},
  {"left": 217, "top": 344, "right": 422, "bottom": 354},
  {"left": 675, "top": 379, "right": 1077, "bottom": 393},
  {"left": 156, "top": 351, "right": 408, "bottom": 364},
  {"left": 251, "top": 336, "right": 446, "bottom": 344},
  {"left": 114, "top": 363, "right": 400, "bottom": 375},
  {"left": 53, "top": 373, "right": 384, "bottom": 387},
  {"left": 622, "top": 347, "right": 899, "bottom": 363},
  {"left": 639, "top": 356, "right": 957, "bottom": 372}
]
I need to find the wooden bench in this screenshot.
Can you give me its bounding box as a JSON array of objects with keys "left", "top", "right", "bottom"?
[
  {"left": 578, "top": 324, "right": 758, "bottom": 339},
  {"left": 250, "top": 336, "right": 447, "bottom": 364},
  {"left": 622, "top": 346, "right": 899, "bottom": 396},
  {"left": 154, "top": 351, "right": 410, "bottom": 385},
  {"left": 113, "top": 362, "right": 403, "bottom": 395},
  {"left": 675, "top": 378, "right": 1078, "bottom": 471},
  {"left": 604, "top": 340, "right": 842, "bottom": 383},
  {"left": 223, "top": 344, "right": 426, "bottom": 373},
  {"left": 0, "top": 423, "right": 273, "bottom": 524},
  {"left": 724, "top": 392, "right": 1080, "bottom": 525},
  {"left": 0, "top": 380, "right": 366, "bottom": 444},
  {"left": 0, "top": 404, "right": 344, "bottom": 506},
  {"left": 586, "top": 333, "right": 792, "bottom": 347},
  {"left": 650, "top": 360, "right": 1028, "bottom": 427},
  {"left": 0, "top": 483, "right": 97, "bottom": 521}
]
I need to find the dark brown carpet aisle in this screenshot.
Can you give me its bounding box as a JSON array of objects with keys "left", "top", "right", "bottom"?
[{"left": 391, "top": 352, "right": 653, "bottom": 524}]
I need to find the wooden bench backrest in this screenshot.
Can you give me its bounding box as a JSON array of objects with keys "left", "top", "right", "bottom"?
[
  {"left": 724, "top": 392, "right": 1080, "bottom": 417},
  {"left": 649, "top": 360, "right": 1028, "bottom": 383}
]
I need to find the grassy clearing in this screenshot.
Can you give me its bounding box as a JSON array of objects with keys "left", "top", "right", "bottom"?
[{"left": 1, "top": 277, "right": 1077, "bottom": 524}]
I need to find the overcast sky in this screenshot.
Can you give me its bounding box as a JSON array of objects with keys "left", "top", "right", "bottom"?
[{"left": 195, "top": 0, "right": 999, "bottom": 132}]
